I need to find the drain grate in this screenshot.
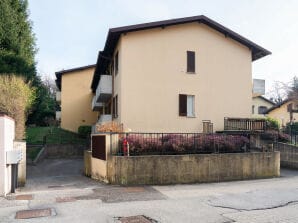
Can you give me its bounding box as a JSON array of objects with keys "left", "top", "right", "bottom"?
[
  {"left": 118, "top": 215, "right": 158, "bottom": 223},
  {"left": 15, "top": 208, "right": 53, "bottom": 219}
]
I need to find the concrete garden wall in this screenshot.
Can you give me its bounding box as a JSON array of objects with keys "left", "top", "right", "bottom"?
[
  {"left": 275, "top": 143, "right": 298, "bottom": 169},
  {"left": 13, "top": 140, "right": 26, "bottom": 186},
  {"left": 107, "top": 152, "right": 280, "bottom": 185},
  {"left": 84, "top": 150, "right": 107, "bottom": 182}
]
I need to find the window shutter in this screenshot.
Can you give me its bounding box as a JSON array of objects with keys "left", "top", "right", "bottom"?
[
  {"left": 179, "top": 94, "right": 187, "bottom": 116},
  {"left": 187, "top": 51, "right": 195, "bottom": 73}
]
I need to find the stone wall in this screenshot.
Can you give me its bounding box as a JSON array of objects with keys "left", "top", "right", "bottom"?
[
  {"left": 43, "top": 144, "right": 86, "bottom": 158},
  {"left": 275, "top": 143, "right": 298, "bottom": 169},
  {"left": 107, "top": 152, "right": 280, "bottom": 185}
]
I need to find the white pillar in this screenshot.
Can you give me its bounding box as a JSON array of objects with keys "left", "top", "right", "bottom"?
[{"left": 0, "top": 115, "right": 15, "bottom": 196}]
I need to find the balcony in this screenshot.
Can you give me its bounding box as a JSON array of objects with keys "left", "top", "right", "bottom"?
[
  {"left": 95, "top": 75, "right": 112, "bottom": 103},
  {"left": 92, "top": 114, "right": 112, "bottom": 133},
  {"left": 56, "top": 111, "right": 61, "bottom": 121},
  {"left": 98, "top": 114, "right": 112, "bottom": 124},
  {"left": 56, "top": 91, "right": 61, "bottom": 103},
  {"left": 92, "top": 95, "right": 103, "bottom": 111},
  {"left": 224, "top": 117, "right": 266, "bottom": 132}
]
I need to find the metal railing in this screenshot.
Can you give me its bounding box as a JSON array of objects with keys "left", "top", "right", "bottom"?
[
  {"left": 109, "top": 132, "right": 250, "bottom": 156},
  {"left": 224, "top": 117, "right": 266, "bottom": 132}
]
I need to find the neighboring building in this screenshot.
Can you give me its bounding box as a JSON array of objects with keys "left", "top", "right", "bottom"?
[
  {"left": 91, "top": 15, "right": 271, "bottom": 132},
  {"left": 266, "top": 99, "right": 298, "bottom": 127},
  {"left": 55, "top": 65, "right": 98, "bottom": 132},
  {"left": 252, "top": 95, "right": 275, "bottom": 118}
]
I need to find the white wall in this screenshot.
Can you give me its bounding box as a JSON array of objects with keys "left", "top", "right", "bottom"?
[{"left": 0, "top": 115, "right": 15, "bottom": 196}]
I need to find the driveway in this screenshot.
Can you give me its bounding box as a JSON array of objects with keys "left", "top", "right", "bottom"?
[
  {"left": 0, "top": 159, "right": 298, "bottom": 223},
  {"left": 24, "top": 159, "right": 101, "bottom": 191}
]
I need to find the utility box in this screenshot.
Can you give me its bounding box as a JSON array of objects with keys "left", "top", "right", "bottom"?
[
  {"left": 0, "top": 114, "right": 15, "bottom": 196},
  {"left": 6, "top": 150, "right": 22, "bottom": 164}
]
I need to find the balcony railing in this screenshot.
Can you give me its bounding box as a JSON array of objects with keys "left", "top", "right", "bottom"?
[
  {"left": 95, "top": 75, "right": 112, "bottom": 103},
  {"left": 92, "top": 95, "right": 103, "bottom": 111},
  {"left": 224, "top": 117, "right": 266, "bottom": 132},
  {"left": 56, "top": 91, "right": 61, "bottom": 103}
]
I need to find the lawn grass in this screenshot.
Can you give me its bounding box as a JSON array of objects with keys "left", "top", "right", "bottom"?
[
  {"left": 27, "top": 146, "right": 42, "bottom": 161},
  {"left": 26, "top": 126, "right": 87, "bottom": 145}
]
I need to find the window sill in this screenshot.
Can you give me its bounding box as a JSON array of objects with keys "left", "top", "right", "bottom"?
[
  {"left": 187, "top": 115, "right": 196, "bottom": 118},
  {"left": 186, "top": 72, "right": 196, "bottom": 75},
  {"left": 179, "top": 115, "right": 196, "bottom": 118}
]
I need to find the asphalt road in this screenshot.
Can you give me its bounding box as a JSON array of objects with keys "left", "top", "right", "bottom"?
[{"left": 1, "top": 159, "right": 298, "bottom": 223}]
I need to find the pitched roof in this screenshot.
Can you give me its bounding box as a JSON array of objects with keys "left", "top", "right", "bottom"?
[
  {"left": 254, "top": 95, "right": 276, "bottom": 106},
  {"left": 55, "top": 64, "right": 96, "bottom": 90},
  {"left": 91, "top": 15, "right": 271, "bottom": 92},
  {"left": 265, "top": 99, "right": 291, "bottom": 114}
]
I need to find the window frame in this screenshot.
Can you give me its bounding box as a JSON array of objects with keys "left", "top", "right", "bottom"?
[
  {"left": 179, "top": 94, "right": 195, "bottom": 117},
  {"left": 258, "top": 106, "right": 267, "bottom": 114}
]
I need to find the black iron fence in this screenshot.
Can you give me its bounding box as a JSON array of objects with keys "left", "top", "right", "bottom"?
[
  {"left": 282, "top": 125, "right": 298, "bottom": 145},
  {"left": 110, "top": 132, "right": 250, "bottom": 156}
]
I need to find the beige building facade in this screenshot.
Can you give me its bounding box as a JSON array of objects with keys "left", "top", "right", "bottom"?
[
  {"left": 252, "top": 95, "right": 275, "bottom": 118},
  {"left": 56, "top": 65, "right": 98, "bottom": 132},
  {"left": 91, "top": 16, "right": 270, "bottom": 133},
  {"left": 266, "top": 100, "right": 298, "bottom": 127}
]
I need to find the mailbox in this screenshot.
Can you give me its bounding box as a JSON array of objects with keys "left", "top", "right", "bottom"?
[{"left": 6, "top": 150, "right": 22, "bottom": 164}]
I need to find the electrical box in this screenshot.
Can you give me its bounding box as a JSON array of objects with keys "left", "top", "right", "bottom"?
[{"left": 6, "top": 150, "right": 22, "bottom": 164}]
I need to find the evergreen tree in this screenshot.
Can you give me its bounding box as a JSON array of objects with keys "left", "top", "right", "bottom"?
[{"left": 0, "top": 0, "right": 56, "bottom": 126}]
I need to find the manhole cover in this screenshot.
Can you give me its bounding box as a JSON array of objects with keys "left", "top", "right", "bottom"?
[
  {"left": 15, "top": 194, "right": 33, "bottom": 200},
  {"left": 123, "top": 187, "right": 146, "bottom": 193},
  {"left": 15, "top": 208, "right": 52, "bottom": 219},
  {"left": 118, "top": 215, "right": 157, "bottom": 223},
  {"left": 56, "top": 197, "right": 76, "bottom": 203}
]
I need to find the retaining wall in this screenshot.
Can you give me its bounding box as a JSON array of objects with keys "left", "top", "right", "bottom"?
[
  {"left": 107, "top": 152, "right": 280, "bottom": 185},
  {"left": 43, "top": 144, "right": 86, "bottom": 158},
  {"left": 275, "top": 143, "right": 298, "bottom": 169}
]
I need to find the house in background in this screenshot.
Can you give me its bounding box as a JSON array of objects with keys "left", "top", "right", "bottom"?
[
  {"left": 266, "top": 99, "right": 298, "bottom": 127},
  {"left": 91, "top": 15, "right": 271, "bottom": 133},
  {"left": 55, "top": 65, "right": 98, "bottom": 132},
  {"left": 252, "top": 95, "right": 275, "bottom": 118}
]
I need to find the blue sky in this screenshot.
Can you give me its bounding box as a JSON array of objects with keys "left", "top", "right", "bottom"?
[{"left": 28, "top": 0, "right": 298, "bottom": 92}]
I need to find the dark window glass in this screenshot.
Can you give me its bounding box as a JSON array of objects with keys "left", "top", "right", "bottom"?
[
  {"left": 258, "top": 106, "right": 267, "bottom": 114},
  {"left": 187, "top": 51, "right": 195, "bottom": 73},
  {"left": 115, "top": 52, "right": 119, "bottom": 75},
  {"left": 113, "top": 95, "right": 118, "bottom": 118},
  {"left": 179, "top": 94, "right": 187, "bottom": 116}
]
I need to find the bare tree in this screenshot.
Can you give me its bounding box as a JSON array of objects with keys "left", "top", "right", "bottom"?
[{"left": 268, "top": 81, "right": 288, "bottom": 105}]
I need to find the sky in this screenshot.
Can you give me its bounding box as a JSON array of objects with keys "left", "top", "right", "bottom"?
[{"left": 28, "top": 0, "right": 298, "bottom": 94}]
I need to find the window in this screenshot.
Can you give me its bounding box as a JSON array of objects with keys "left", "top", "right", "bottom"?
[
  {"left": 187, "top": 51, "right": 195, "bottom": 73},
  {"left": 287, "top": 103, "right": 293, "bottom": 112},
  {"left": 258, "top": 106, "right": 267, "bottom": 114},
  {"left": 252, "top": 105, "right": 255, "bottom": 114},
  {"left": 113, "top": 95, "right": 118, "bottom": 118},
  {"left": 114, "top": 52, "right": 119, "bottom": 75},
  {"left": 179, "top": 94, "right": 195, "bottom": 117}
]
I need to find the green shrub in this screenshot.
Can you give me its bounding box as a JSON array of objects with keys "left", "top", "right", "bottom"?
[
  {"left": 78, "top": 125, "right": 91, "bottom": 138},
  {"left": 266, "top": 117, "right": 279, "bottom": 130}
]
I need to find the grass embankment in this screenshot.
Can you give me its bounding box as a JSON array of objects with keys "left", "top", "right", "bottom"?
[{"left": 26, "top": 126, "right": 87, "bottom": 145}]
